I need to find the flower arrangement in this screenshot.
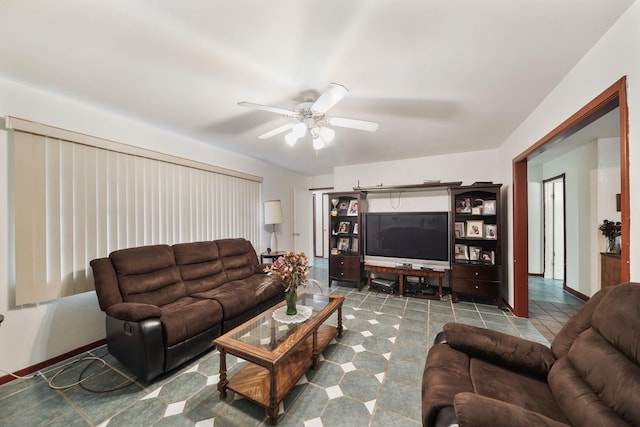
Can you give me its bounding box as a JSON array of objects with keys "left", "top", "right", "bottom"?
[
  {"left": 599, "top": 219, "right": 621, "bottom": 253},
  {"left": 264, "top": 251, "right": 321, "bottom": 315}
]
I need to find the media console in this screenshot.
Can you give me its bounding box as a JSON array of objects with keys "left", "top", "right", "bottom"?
[{"left": 363, "top": 264, "right": 445, "bottom": 300}]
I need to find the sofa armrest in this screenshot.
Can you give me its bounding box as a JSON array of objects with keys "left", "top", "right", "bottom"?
[
  {"left": 453, "top": 392, "right": 569, "bottom": 427},
  {"left": 106, "top": 302, "right": 162, "bottom": 322},
  {"left": 443, "top": 322, "right": 556, "bottom": 378}
]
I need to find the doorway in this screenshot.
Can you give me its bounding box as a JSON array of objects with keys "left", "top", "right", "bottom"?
[
  {"left": 512, "top": 77, "right": 630, "bottom": 318},
  {"left": 543, "top": 175, "right": 565, "bottom": 284}
]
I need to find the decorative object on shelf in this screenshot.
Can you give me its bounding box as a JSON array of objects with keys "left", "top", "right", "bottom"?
[
  {"left": 331, "top": 198, "right": 339, "bottom": 216},
  {"left": 485, "top": 224, "right": 497, "bottom": 239},
  {"left": 483, "top": 200, "right": 496, "bottom": 215},
  {"left": 337, "top": 221, "right": 350, "bottom": 233},
  {"left": 454, "top": 222, "right": 465, "bottom": 238},
  {"left": 466, "top": 220, "right": 484, "bottom": 238},
  {"left": 599, "top": 219, "right": 621, "bottom": 253},
  {"left": 347, "top": 199, "right": 359, "bottom": 216},
  {"left": 264, "top": 199, "right": 284, "bottom": 253},
  {"left": 264, "top": 251, "right": 321, "bottom": 316},
  {"left": 456, "top": 198, "right": 471, "bottom": 214},
  {"left": 455, "top": 244, "right": 469, "bottom": 260}
]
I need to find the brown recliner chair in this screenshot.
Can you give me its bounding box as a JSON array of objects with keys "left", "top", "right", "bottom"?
[{"left": 422, "top": 282, "right": 640, "bottom": 427}]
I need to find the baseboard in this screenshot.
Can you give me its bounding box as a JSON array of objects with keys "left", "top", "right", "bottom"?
[{"left": 0, "top": 338, "right": 107, "bottom": 386}]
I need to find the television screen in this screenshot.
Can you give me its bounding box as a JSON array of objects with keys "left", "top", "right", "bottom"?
[{"left": 364, "top": 212, "right": 449, "bottom": 261}]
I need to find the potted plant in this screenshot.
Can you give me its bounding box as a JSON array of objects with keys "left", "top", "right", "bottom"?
[{"left": 599, "top": 219, "right": 621, "bottom": 253}]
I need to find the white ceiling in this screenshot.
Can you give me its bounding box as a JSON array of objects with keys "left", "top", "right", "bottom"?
[{"left": 0, "top": 1, "right": 633, "bottom": 176}]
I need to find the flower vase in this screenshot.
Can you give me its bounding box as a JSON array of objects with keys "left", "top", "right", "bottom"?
[
  {"left": 285, "top": 290, "right": 297, "bottom": 315},
  {"left": 607, "top": 237, "right": 618, "bottom": 253}
]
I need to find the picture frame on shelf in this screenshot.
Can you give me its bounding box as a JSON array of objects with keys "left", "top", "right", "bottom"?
[
  {"left": 485, "top": 224, "right": 497, "bottom": 239},
  {"left": 455, "top": 198, "right": 472, "bottom": 214},
  {"left": 483, "top": 200, "right": 496, "bottom": 215},
  {"left": 454, "top": 222, "right": 465, "bottom": 238},
  {"left": 454, "top": 244, "right": 469, "bottom": 260},
  {"left": 337, "top": 200, "right": 349, "bottom": 215},
  {"left": 351, "top": 237, "right": 358, "bottom": 252},
  {"left": 352, "top": 223, "right": 359, "bottom": 234},
  {"left": 466, "top": 220, "right": 484, "bottom": 238},
  {"left": 347, "top": 199, "right": 359, "bottom": 216},
  {"left": 338, "top": 237, "right": 350, "bottom": 252},
  {"left": 480, "top": 250, "right": 495, "bottom": 264},
  {"left": 469, "top": 246, "right": 481, "bottom": 261},
  {"left": 337, "top": 221, "right": 350, "bottom": 234}
]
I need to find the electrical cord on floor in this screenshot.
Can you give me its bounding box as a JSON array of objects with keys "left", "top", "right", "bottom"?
[
  {"left": 0, "top": 368, "right": 41, "bottom": 380},
  {"left": 38, "top": 355, "right": 136, "bottom": 392}
]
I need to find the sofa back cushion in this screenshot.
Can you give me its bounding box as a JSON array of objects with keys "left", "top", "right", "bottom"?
[
  {"left": 109, "top": 244, "right": 186, "bottom": 307},
  {"left": 551, "top": 285, "right": 611, "bottom": 359},
  {"left": 173, "top": 241, "right": 228, "bottom": 294},
  {"left": 216, "top": 238, "right": 259, "bottom": 281},
  {"left": 548, "top": 282, "right": 640, "bottom": 426}
]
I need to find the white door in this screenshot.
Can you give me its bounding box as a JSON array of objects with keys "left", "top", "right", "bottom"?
[
  {"left": 293, "top": 187, "right": 314, "bottom": 266},
  {"left": 544, "top": 178, "right": 565, "bottom": 281}
]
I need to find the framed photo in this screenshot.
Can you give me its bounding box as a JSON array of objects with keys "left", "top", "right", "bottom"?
[
  {"left": 337, "top": 200, "right": 349, "bottom": 215},
  {"left": 483, "top": 200, "right": 496, "bottom": 215},
  {"left": 454, "top": 222, "right": 465, "bottom": 238},
  {"left": 455, "top": 198, "right": 472, "bottom": 214},
  {"left": 466, "top": 220, "right": 484, "bottom": 238},
  {"left": 338, "top": 237, "right": 350, "bottom": 252},
  {"left": 352, "top": 223, "right": 359, "bottom": 234},
  {"left": 454, "top": 244, "right": 469, "bottom": 260},
  {"left": 480, "top": 250, "right": 494, "bottom": 264},
  {"left": 469, "top": 246, "right": 481, "bottom": 261},
  {"left": 351, "top": 237, "right": 358, "bottom": 252},
  {"left": 347, "top": 199, "right": 359, "bottom": 216},
  {"left": 485, "top": 224, "right": 497, "bottom": 239},
  {"left": 337, "top": 221, "right": 350, "bottom": 234}
]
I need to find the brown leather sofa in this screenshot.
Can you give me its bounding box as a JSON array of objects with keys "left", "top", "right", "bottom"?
[
  {"left": 91, "top": 238, "right": 285, "bottom": 382},
  {"left": 422, "top": 282, "right": 640, "bottom": 427}
]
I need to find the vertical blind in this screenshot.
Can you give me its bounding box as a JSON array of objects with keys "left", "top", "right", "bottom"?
[{"left": 9, "top": 118, "right": 262, "bottom": 305}]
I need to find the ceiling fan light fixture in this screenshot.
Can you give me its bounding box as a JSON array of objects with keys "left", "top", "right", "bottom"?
[
  {"left": 285, "top": 132, "right": 299, "bottom": 146},
  {"left": 319, "top": 126, "right": 335, "bottom": 143},
  {"left": 313, "top": 138, "right": 325, "bottom": 150},
  {"left": 292, "top": 122, "right": 307, "bottom": 137}
]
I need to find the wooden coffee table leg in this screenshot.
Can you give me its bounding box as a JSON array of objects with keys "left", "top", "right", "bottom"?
[
  {"left": 312, "top": 330, "right": 319, "bottom": 369},
  {"left": 218, "top": 348, "right": 228, "bottom": 399},
  {"left": 268, "top": 371, "right": 278, "bottom": 424},
  {"left": 337, "top": 304, "right": 343, "bottom": 337}
]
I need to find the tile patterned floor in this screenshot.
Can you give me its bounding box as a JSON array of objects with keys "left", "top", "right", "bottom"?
[
  {"left": 0, "top": 259, "right": 548, "bottom": 427},
  {"left": 527, "top": 276, "right": 584, "bottom": 342}
]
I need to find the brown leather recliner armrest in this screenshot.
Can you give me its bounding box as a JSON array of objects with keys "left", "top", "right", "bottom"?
[
  {"left": 105, "top": 302, "right": 162, "bottom": 322},
  {"left": 443, "top": 322, "right": 556, "bottom": 378},
  {"left": 453, "top": 393, "right": 570, "bottom": 427}
]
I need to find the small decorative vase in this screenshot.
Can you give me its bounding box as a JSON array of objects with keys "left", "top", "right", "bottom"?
[
  {"left": 285, "top": 290, "right": 297, "bottom": 315},
  {"left": 607, "top": 237, "right": 618, "bottom": 253}
]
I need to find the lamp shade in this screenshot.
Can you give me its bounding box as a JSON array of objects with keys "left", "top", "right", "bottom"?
[{"left": 264, "top": 200, "right": 283, "bottom": 225}]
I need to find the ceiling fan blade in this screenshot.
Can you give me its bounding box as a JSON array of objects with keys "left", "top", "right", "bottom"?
[
  {"left": 328, "top": 117, "right": 379, "bottom": 132},
  {"left": 238, "top": 101, "right": 298, "bottom": 117},
  {"left": 311, "top": 83, "right": 349, "bottom": 114},
  {"left": 258, "top": 123, "right": 295, "bottom": 139}
]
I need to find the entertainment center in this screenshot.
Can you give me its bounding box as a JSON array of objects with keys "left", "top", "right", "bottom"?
[{"left": 328, "top": 182, "right": 503, "bottom": 306}]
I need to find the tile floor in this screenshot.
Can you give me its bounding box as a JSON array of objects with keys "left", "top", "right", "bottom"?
[
  {"left": 0, "top": 259, "right": 550, "bottom": 427},
  {"left": 527, "top": 276, "right": 585, "bottom": 342}
]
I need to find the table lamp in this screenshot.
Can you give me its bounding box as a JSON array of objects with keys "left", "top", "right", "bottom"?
[{"left": 264, "top": 199, "right": 283, "bottom": 253}]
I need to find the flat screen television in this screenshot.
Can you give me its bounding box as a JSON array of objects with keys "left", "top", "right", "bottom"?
[{"left": 364, "top": 211, "right": 449, "bottom": 270}]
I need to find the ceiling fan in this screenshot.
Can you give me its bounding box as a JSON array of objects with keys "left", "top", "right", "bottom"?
[{"left": 238, "top": 83, "right": 379, "bottom": 150}]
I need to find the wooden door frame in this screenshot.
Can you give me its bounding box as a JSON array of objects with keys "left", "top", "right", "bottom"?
[{"left": 512, "top": 77, "right": 630, "bottom": 317}]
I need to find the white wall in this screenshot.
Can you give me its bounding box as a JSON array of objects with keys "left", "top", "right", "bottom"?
[
  {"left": 496, "top": 2, "right": 640, "bottom": 305},
  {"left": 0, "top": 76, "right": 307, "bottom": 374}
]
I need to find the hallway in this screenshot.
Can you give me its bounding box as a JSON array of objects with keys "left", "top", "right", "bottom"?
[{"left": 528, "top": 276, "right": 585, "bottom": 342}]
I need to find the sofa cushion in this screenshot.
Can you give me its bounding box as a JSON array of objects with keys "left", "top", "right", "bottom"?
[
  {"left": 160, "top": 297, "right": 224, "bottom": 346},
  {"left": 173, "top": 241, "right": 228, "bottom": 294},
  {"left": 193, "top": 281, "right": 263, "bottom": 320},
  {"left": 216, "top": 238, "right": 259, "bottom": 281},
  {"left": 110, "top": 244, "right": 186, "bottom": 307},
  {"left": 470, "top": 358, "right": 568, "bottom": 423}
]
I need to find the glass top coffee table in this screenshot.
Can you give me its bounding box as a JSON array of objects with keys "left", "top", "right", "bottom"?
[{"left": 213, "top": 292, "right": 344, "bottom": 425}]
